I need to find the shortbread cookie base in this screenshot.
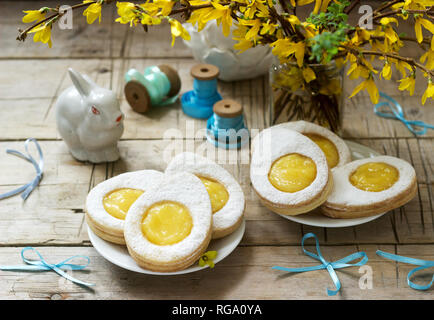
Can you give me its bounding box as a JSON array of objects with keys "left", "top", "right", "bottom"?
[
  {"left": 212, "top": 202, "right": 245, "bottom": 239},
  {"left": 255, "top": 171, "right": 333, "bottom": 216},
  {"left": 86, "top": 213, "right": 126, "bottom": 245},
  {"left": 85, "top": 208, "right": 124, "bottom": 238},
  {"left": 321, "top": 177, "right": 417, "bottom": 219},
  {"left": 127, "top": 228, "right": 212, "bottom": 272}
]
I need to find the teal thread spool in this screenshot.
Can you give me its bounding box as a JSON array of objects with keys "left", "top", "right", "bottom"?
[
  {"left": 124, "top": 64, "right": 181, "bottom": 113},
  {"left": 206, "top": 99, "right": 249, "bottom": 149},
  {"left": 181, "top": 64, "right": 222, "bottom": 119}
]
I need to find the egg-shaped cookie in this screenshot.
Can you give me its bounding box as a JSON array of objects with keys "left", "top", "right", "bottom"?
[
  {"left": 124, "top": 172, "right": 212, "bottom": 272},
  {"left": 251, "top": 127, "right": 333, "bottom": 215},
  {"left": 321, "top": 156, "right": 417, "bottom": 218},
  {"left": 165, "top": 152, "right": 245, "bottom": 239},
  {"left": 85, "top": 170, "right": 163, "bottom": 245},
  {"left": 252, "top": 121, "right": 351, "bottom": 168}
]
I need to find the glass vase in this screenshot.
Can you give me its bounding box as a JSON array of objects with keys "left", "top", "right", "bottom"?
[{"left": 269, "top": 62, "right": 344, "bottom": 133}]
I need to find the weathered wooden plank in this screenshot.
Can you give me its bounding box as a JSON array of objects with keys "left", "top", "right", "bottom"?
[
  {"left": 1, "top": 244, "right": 433, "bottom": 300},
  {"left": 0, "top": 59, "right": 114, "bottom": 100}
]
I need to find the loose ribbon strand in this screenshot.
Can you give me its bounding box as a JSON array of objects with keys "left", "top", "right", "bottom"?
[
  {"left": 374, "top": 92, "right": 434, "bottom": 136},
  {"left": 377, "top": 250, "right": 434, "bottom": 290},
  {"left": 0, "top": 138, "right": 44, "bottom": 200},
  {"left": 0, "top": 247, "right": 94, "bottom": 287},
  {"left": 272, "top": 233, "right": 368, "bottom": 296}
]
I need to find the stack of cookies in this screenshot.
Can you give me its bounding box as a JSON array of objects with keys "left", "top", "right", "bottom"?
[
  {"left": 85, "top": 152, "right": 245, "bottom": 272},
  {"left": 250, "top": 120, "right": 417, "bottom": 219}
]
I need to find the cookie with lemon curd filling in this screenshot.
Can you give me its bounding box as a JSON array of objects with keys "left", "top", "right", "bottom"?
[
  {"left": 252, "top": 121, "right": 351, "bottom": 169},
  {"left": 251, "top": 127, "right": 333, "bottom": 216},
  {"left": 321, "top": 156, "right": 417, "bottom": 219},
  {"left": 124, "top": 172, "right": 212, "bottom": 272},
  {"left": 85, "top": 170, "right": 163, "bottom": 245},
  {"left": 165, "top": 152, "right": 245, "bottom": 239}
]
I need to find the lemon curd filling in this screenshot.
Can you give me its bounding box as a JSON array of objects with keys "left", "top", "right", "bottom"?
[
  {"left": 350, "top": 162, "right": 399, "bottom": 192},
  {"left": 103, "top": 188, "right": 144, "bottom": 220},
  {"left": 141, "top": 201, "right": 193, "bottom": 245},
  {"left": 268, "top": 154, "right": 317, "bottom": 193},
  {"left": 305, "top": 133, "right": 339, "bottom": 168},
  {"left": 198, "top": 176, "right": 229, "bottom": 213}
]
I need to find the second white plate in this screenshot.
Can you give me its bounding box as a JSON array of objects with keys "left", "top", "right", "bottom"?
[
  {"left": 280, "top": 140, "right": 387, "bottom": 228},
  {"left": 88, "top": 219, "right": 245, "bottom": 275}
]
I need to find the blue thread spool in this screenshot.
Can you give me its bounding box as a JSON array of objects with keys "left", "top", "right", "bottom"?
[
  {"left": 181, "top": 64, "right": 222, "bottom": 119},
  {"left": 124, "top": 64, "right": 181, "bottom": 113},
  {"left": 206, "top": 99, "right": 249, "bottom": 149}
]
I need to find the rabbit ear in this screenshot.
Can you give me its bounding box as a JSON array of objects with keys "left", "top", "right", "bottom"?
[{"left": 68, "top": 68, "right": 93, "bottom": 97}]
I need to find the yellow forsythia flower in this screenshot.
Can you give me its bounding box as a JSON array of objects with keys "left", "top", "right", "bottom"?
[
  {"left": 349, "top": 77, "right": 379, "bottom": 104},
  {"left": 244, "top": 19, "right": 261, "bottom": 42},
  {"left": 380, "top": 17, "right": 398, "bottom": 26},
  {"left": 260, "top": 21, "right": 277, "bottom": 36},
  {"left": 420, "top": 49, "right": 434, "bottom": 70},
  {"left": 115, "top": 2, "right": 137, "bottom": 26},
  {"left": 141, "top": 13, "right": 161, "bottom": 25},
  {"left": 83, "top": 1, "right": 102, "bottom": 24},
  {"left": 398, "top": 76, "right": 416, "bottom": 96},
  {"left": 29, "top": 24, "right": 52, "bottom": 48},
  {"left": 22, "top": 10, "right": 46, "bottom": 23},
  {"left": 187, "top": 7, "right": 214, "bottom": 32},
  {"left": 422, "top": 80, "right": 434, "bottom": 105},
  {"left": 287, "top": 15, "right": 300, "bottom": 28},
  {"left": 271, "top": 39, "right": 305, "bottom": 67},
  {"left": 153, "top": 0, "right": 174, "bottom": 16},
  {"left": 381, "top": 63, "right": 392, "bottom": 80},
  {"left": 302, "top": 67, "right": 316, "bottom": 83},
  {"left": 414, "top": 17, "right": 434, "bottom": 43},
  {"left": 169, "top": 19, "right": 190, "bottom": 46},
  {"left": 199, "top": 251, "right": 217, "bottom": 268},
  {"left": 394, "top": 60, "right": 413, "bottom": 77},
  {"left": 203, "top": 2, "right": 232, "bottom": 37},
  {"left": 233, "top": 39, "right": 253, "bottom": 52}
]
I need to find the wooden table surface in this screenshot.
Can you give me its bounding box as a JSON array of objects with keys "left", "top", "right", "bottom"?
[{"left": 0, "top": 1, "right": 433, "bottom": 300}]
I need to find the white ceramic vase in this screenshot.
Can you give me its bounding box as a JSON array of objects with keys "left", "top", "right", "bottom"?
[{"left": 183, "top": 21, "right": 276, "bottom": 82}]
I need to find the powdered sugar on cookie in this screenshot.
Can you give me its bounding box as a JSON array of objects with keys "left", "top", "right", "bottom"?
[
  {"left": 325, "top": 156, "right": 416, "bottom": 206},
  {"left": 251, "top": 127, "right": 329, "bottom": 205},
  {"left": 275, "top": 120, "right": 351, "bottom": 167},
  {"left": 86, "top": 170, "right": 163, "bottom": 232},
  {"left": 165, "top": 152, "right": 245, "bottom": 238},
  {"left": 124, "top": 172, "right": 212, "bottom": 264}
]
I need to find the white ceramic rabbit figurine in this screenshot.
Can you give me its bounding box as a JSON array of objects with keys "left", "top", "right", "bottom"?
[{"left": 55, "top": 68, "right": 124, "bottom": 163}]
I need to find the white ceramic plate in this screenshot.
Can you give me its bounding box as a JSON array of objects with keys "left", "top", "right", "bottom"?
[
  {"left": 88, "top": 219, "right": 245, "bottom": 275},
  {"left": 280, "top": 140, "right": 387, "bottom": 228}
]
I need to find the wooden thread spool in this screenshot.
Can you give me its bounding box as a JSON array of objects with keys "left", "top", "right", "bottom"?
[
  {"left": 181, "top": 64, "right": 222, "bottom": 119},
  {"left": 124, "top": 64, "right": 181, "bottom": 113},
  {"left": 206, "top": 99, "right": 249, "bottom": 149}
]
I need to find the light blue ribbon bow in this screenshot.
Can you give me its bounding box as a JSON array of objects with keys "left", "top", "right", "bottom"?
[
  {"left": 374, "top": 92, "right": 434, "bottom": 136},
  {"left": 377, "top": 250, "right": 434, "bottom": 291},
  {"left": 0, "top": 247, "right": 94, "bottom": 287},
  {"left": 0, "top": 138, "right": 44, "bottom": 201},
  {"left": 272, "top": 233, "right": 369, "bottom": 296}
]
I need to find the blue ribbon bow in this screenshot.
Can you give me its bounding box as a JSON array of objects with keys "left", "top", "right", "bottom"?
[
  {"left": 0, "top": 138, "right": 44, "bottom": 201},
  {"left": 272, "top": 233, "right": 368, "bottom": 296},
  {"left": 374, "top": 92, "right": 434, "bottom": 136},
  {"left": 377, "top": 250, "right": 434, "bottom": 291},
  {"left": 0, "top": 247, "right": 94, "bottom": 287}
]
